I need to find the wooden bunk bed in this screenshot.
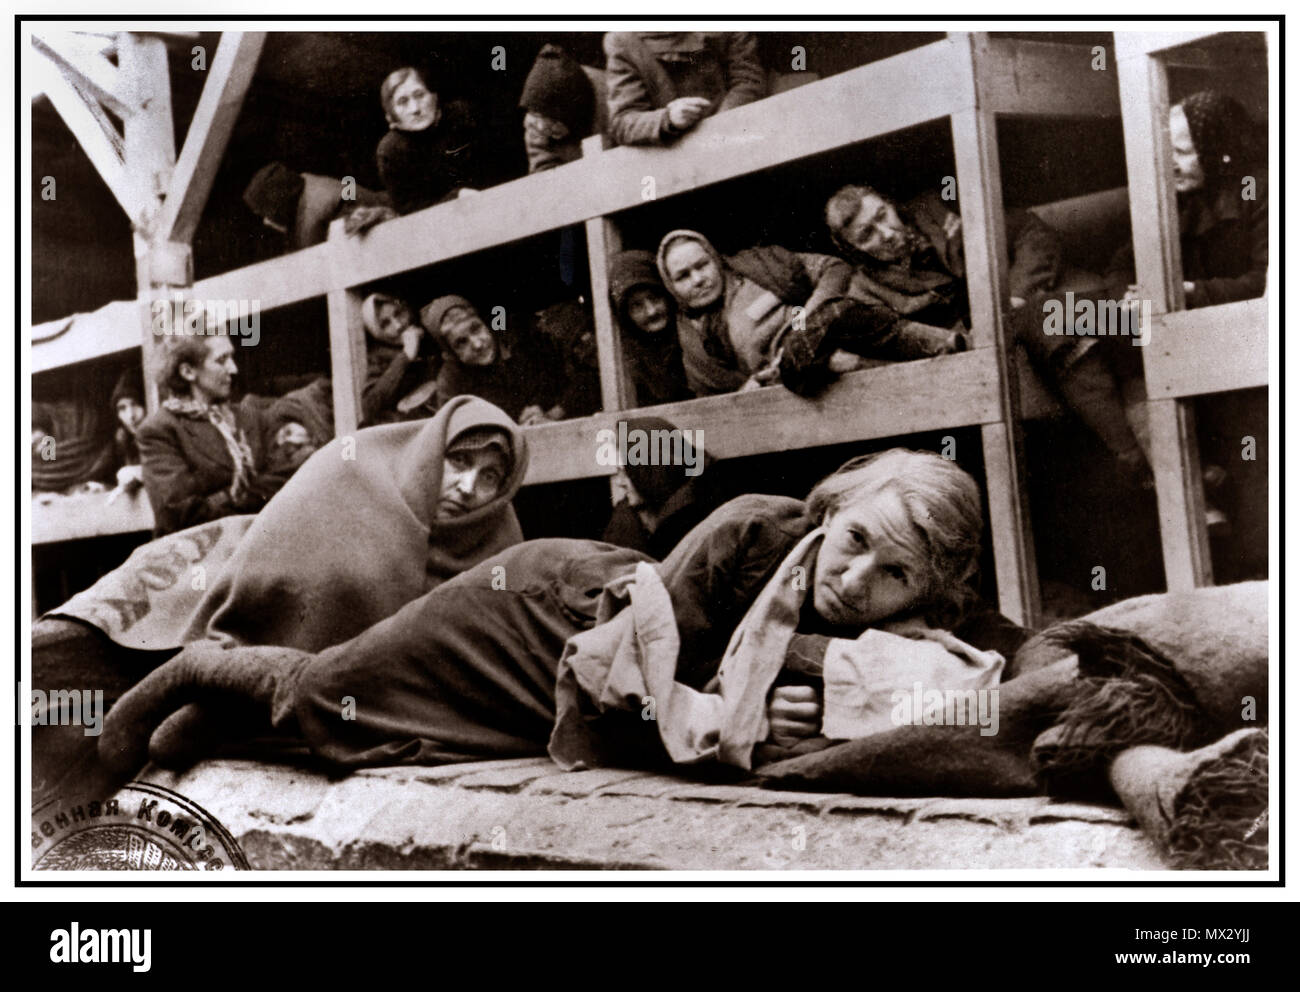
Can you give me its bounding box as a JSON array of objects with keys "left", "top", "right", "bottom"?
[{"left": 31, "top": 29, "right": 1268, "bottom": 626}]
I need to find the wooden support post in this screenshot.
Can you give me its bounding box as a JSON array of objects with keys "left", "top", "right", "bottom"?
[
  {"left": 326, "top": 220, "right": 368, "bottom": 437},
  {"left": 117, "top": 32, "right": 175, "bottom": 224},
  {"left": 1116, "top": 34, "right": 1213, "bottom": 589},
  {"left": 950, "top": 31, "right": 1040, "bottom": 627},
  {"left": 31, "top": 32, "right": 133, "bottom": 119},
  {"left": 583, "top": 138, "right": 635, "bottom": 416},
  {"left": 154, "top": 31, "right": 266, "bottom": 245}
]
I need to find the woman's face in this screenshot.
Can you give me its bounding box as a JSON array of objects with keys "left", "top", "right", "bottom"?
[
  {"left": 183, "top": 336, "right": 237, "bottom": 404},
  {"left": 388, "top": 76, "right": 439, "bottom": 132},
  {"left": 811, "top": 488, "right": 927, "bottom": 627},
  {"left": 1169, "top": 105, "right": 1205, "bottom": 194},
  {"left": 664, "top": 241, "right": 723, "bottom": 309},
  {"left": 625, "top": 287, "right": 671, "bottom": 335},
  {"left": 439, "top": 446, "right": 507, "bottom": 517},
  {"left": 371, "top": 300, "right": 415, "bottom": 345},
  {"left": 440, "top": 310, "right": 497, "bottom": 366},
  {"left": 840, "top": 192, "right": 911, "bottom": 262},
  {"left": 115, "top": 398, "right": 145, "bottom": 433}
]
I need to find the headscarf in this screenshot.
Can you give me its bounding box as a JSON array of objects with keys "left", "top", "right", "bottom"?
[
  {"left": 420, "top": 294, "right": 478, "bottom": 346},
  {"left": 186, "top": 395, "right": 529, "bottom": 652},
  {"left": 610, "top": 249, "right": 671, "bottom": 332},
  {"left": 1176, "top": 90, "right": 1254, "bottom": 184},
  {"left": 361, "top": 292, "right": 412, "bottom": 341},
  {"left": 109, "top": 367, "right": 144, "bottom": 411},
  {"left": 655, "top": 229, "right": 728, "bottom": 313}
]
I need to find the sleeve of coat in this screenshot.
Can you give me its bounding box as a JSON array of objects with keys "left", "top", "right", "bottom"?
[
  {"left": 138, "top": 420, "right": 236, "bottom": 534},
  {"left": 1186, "top": 187, "right": 1268, "bottom": 308},
  {"left": 715, "top": 33, "right": 767, "bottom": 112},
  {"left": 361, "top": 349, "right": 413, "bottom": 424},
  {"left": 523, "top": 119, "right": 570, "bottom": 173},
  {"left": 603, "top": 33, "right": 673, "bottom": 146},
  {"left": 1005, "top": 208, "right": 1063, "bottom": 299},
  {"left": 655, "top": 494, "right": 806, "bottom": 688}
]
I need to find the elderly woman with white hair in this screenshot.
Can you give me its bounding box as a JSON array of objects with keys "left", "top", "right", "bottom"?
[{"left": 100, "top": 447, "right": 1029, "bottom": 774}]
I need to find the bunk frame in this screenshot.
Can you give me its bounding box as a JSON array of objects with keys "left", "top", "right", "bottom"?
[{"left": 32, "top": 28, "right": 1267, "bottom": 624}]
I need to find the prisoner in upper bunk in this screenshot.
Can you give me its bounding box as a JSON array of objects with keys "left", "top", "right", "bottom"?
[
  {"left": 519, "top": 43, "right": 608, "bottom": 173},
  {"left": 824, "top": 182, "right": 1150, "bottom": 488},
  {"left": 419, "top": 293, "right": 595, "bottom": 424},
  {"left": 376, "top": 66, "right": 483, "bottom": 215},
  {"left": 603, "top": 31, "right": 766, "bottom": 146},
  {"left": 656, "top": 228, "right": 913, "bottom": 398},
  {"left": 608, "top": 249, "right": 691, "bottom": 407}
]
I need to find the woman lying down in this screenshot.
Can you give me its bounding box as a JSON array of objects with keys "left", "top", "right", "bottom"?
[{"left": 99, "top": 448, "right": 1026, "bottom": 774}]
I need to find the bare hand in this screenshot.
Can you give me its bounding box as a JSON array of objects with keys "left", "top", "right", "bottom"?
[
  {"left": 667, "top": 97, "right": 712, "bottom": 131},
  {"left": 518, "top": 404, "right": 548, "bottom": 426},
  {"left": 1009, "top": 296, "right": 1026, "bottom": 310},
  {"left": 768, "top": 685, "right": 822, "bottom": 744},
  {"left": 828, "top": 348, "right": 866, "bottom": 374},
  {"left": 1123, "top": 284, "right": 1142, "bottom": 302},
  {"left": 400, "top": 326, "right": 423, "bottom": 360}
]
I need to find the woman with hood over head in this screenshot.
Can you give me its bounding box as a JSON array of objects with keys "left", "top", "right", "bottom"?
[
  {"left": 41, "top": 397, "right": 529, "bottom": 782},
  {"left": 656, "top": 229, "right": 875, "bottom": 397},
  {"left": 609, "top": 249, "right": 691, "bottom": 407}
]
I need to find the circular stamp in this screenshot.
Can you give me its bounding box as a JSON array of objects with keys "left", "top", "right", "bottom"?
[{"left": 32, "top": 781, "right": 249, "bottom": 871}]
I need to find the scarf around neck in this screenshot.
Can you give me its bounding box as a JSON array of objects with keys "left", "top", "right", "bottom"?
[{"left": 162, "top": 395, "right": 256, "bottom": 494}]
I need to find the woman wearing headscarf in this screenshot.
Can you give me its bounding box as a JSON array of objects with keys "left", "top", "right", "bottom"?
[
  {"left": 1106, "top": 89, "right": 1267, "bottom": 308},
  {"left": 100, "top": 449, "right": 1026, "bottom": 775},
  {"left": 608, "top": 249, "right": 691, "bottom": 406},
  {"left": 41, "top": 396, "right": 530, "bottom": 789},
  {"left": 656, "top": 230, "right": 871, "bottom": 397},
  {"left": 375, "top": 67, "right": 480, "bottom": 215}
]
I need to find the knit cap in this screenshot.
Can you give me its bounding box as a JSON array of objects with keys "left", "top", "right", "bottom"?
[
  {"left": 519, "top": 44, "right": 595, "bottom": 135},
  {"left": 1177, "top": 90, "right": 1252, "bottom": 182},
  {"left": 420, "top": 295, "right": 478, "bottom": 339}
]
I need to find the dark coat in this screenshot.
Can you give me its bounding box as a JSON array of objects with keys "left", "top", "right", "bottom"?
[
  {"left": 137, "top": 395, "right": 275, "bottom": 536},
  {"left": 433, "top": 326, "right": 566, "bottom": 421},
  {"left": 376, "top": 100, "right": 479, "bottom": 215},
  {"left": 1106, "top": 173, "right": 1268, "bottom": 308},
  {"left": 603, "top": 32, "right": 765, "bottom": 146}
]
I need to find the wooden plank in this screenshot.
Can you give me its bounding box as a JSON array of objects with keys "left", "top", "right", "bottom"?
[
  {"left": 982, "top": 38, "right": 1119, "bottom": 117},
  {"left": 326, "top": 273, "right": 366, "bottom": 438},
  {"left": 155, "top": 32, "right": 267, "bottom": 245},
  {"left": 1114, "top": 30, "right": 1225, "bottom": 60},
  {"left": 1116, "top": 43, "right": 1183, "bottom": 313},
  {"left": 31, "top": 32, "right": 133, "bottom": 119},
  {"left": 582, "top": 135, "right": 635, "bottom": 415},
  {"left": 1142, "top": 299, "right": 1269, "bottom": 399},
  {"left": 32, "top": 489, "right": 153, "bottom": 544},
  {"left": 118, "top": 33, "right": 175, "bottom": 225},
  {"left": 952, "top": 32, "right": 1039, "bottom": 627},
  {"left": 31, "top": 301, "right": 142, "bottom": 373},
  {"left": 188, "top": 241, "right": 335, "bottom": 314},
  {"left": 36, "top": 51, "right": 142, "bottom": 224},
  {"left": 1147, "top": 398, "right": 1213, "bottom": 589},
  {"left": 520, "top": 349, "right": 1004, "bottom": 486}
]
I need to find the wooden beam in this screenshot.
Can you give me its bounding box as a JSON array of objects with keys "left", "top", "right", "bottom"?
[
  {"left": 1115, "top": 39, "right": 1183, "bottom": 313},
  {"left": 118, "top": 33, "right": 176, "bottom": 222},
  {"left": 1142, "top": 299, "right": 1269, "bottom": 399},
  {"left": 326, "top": 223, "right": 367, "bottom": 437},
  {"left": 982, "top": 38, "right": 1120, "bottom": 117},
  {"left": 1147, "top": 399, "right": 1213, "bottom": 589},
  {"left": 1114, "top": 30, "right": 1226, "bottom": 59},
  {"left": 583, "top": 134, "right": 636, "bottom": 415},
  {"left": 30, "top": 300, "right": 142, "bottom": 374},
  {"left": 36, "top": 50, "right": 142, "bottom": 224},
  {"left": 32, "top": 489, "right": 153, "bottom": 544},
  {"left": 521, "top": 349, "right": 1004, "bottom": 486},
  {"left": 31, "top": 32, "right": 133, "bottom": 119},
  {"left": 952, "top": 31, "right": 1039, "bottom": 627},
  {"left": 155, "top": 31, "right": 266, "bottom": 245},
  {"left": 1116, "top": 35, "right": 1211, "bottom": 590}
]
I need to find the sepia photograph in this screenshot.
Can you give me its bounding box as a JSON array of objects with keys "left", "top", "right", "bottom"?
[{"left": 21, "top": 15, "right": 1277, "bottom": 878}]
